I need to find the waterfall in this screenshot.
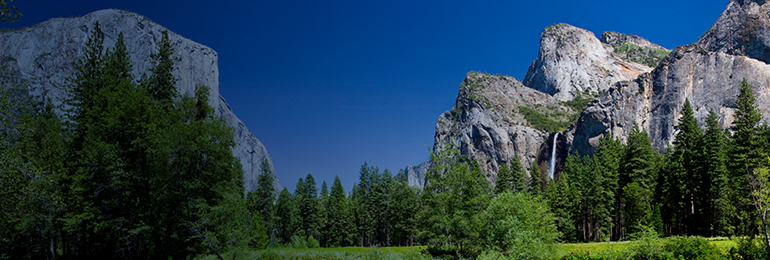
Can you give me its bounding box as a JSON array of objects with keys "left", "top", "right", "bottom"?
[{"left": 548, "top": 132, "right": 559, "bottom": 179}]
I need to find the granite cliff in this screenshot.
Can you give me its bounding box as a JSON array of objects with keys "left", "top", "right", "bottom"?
[
  {"left": 431, "top": 71, "right": 574, "bottom": 184},
  {"left": 429, "top": 0, "right": 770, "bottom": 186},
  {"left": 0, "top": 9, "right": 278, "bottom": 193},
  {"left": 570, "top": 0, "right": 770, "bottom": 155},
  {"left": 523, "top": 24, "right": 668, "bottom": 101}
]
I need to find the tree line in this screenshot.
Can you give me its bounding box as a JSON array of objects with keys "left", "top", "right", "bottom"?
[{"left": 550, "top": 79, "right": 770, "bottom": 242}]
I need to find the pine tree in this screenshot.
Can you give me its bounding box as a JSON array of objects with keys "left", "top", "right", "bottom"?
[
  {"left": 317, "top": 181, "right": 329, "bottom": 247},
  {"left": 511, "top": 156, "right": 527, "bottom": 193},
  {"left": 619, "top": 125, "right": 657, "bottom": 237},
  {"left": 729, "top": 78, "right": 766, "bottom": 235},
  {"left": 529, "top": 161, "right": 541, "bottom": 195},
  {"left": 547, "top": 169, "right": 578, "bottom": 241},
  {"left": 248, "top": 214, "right": 269, "bottom": 249},
  {"left": 495, "top": 162, "right": 512, "bottom": 195},
  {"left": 247, "top": 159, "right": 276, "bottom": 232},
  {"left": 274, "top": 188, "right": 296, "bottom": 244},
  {"left": 142, "top": 30, "right": 178, "bottom": 105},
  {"left": 703, "top": 109, "right": 732, "bottom": 235},
  {"left": 589, "top": 134, "right": 622, "bottom": 241},
  {"left": 327, "top": 176, "right": 355, "bottom": 247}
]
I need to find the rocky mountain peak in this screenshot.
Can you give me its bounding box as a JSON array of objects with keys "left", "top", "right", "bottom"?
[
  {"left": 434, "top": 71, "right": 572, "bottom": 180},
  {"left": 0, "top": 9, "right": 279, "bottom": 193},
  {"left": 698, "top": 0, "right": 770, "bottom": 63},
  {"left": 523, "top": 23, "right": 656, "bottom": 102}
]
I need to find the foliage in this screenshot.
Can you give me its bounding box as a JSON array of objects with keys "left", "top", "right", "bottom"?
[
  {"left": 663, "top": 236, "right": 726, "bottom": 260},
  {"left": 482, "top": 191, "right": 560, "bottom": 259},
  {"left": 0, "top": 23, "right": 251, "bottom": 259},
  {"left": 749, "top": 163, "right": 770, "bottom": 252},
  {"left": 729, "top": 79, "right": 765, "bottom": 236},
  {"left": 248, "top": 214, "right": 269, "bottom": 249},
  {"left": 561, "top": 93, "right": 596, "bottom": 112},
  {"left": 728, "top": 236, "right": 769, "bottom": 260},
  {"left": 417, "top": 148, "right": 491, "bottom": 253},
  {"left": 0, "top": 0, "right": 20, "bottom": 23},
  {"left": 518, "top": 105, "right": 572, "bottom": 133},
  {"left": 612, "top": 43, "right": 670, "bottom": 67}
]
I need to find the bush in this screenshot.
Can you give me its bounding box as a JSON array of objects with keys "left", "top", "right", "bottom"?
[
  {"left": 425, "top": 245, "right": 481, "bottom": 260},
  {"left": 664, "top": 236, "right": 725, "bottom": 260},
  {"left": 482, "top": 191, "right": 560, "bottom": 260},
  {"left": 289, "top": 235, "right": 307, "bottom": 249},
  {"left": 626, "top": 226, "right": 670, "bottom": 260},
  {"left": 306, "top": 235, "right": 320, "bottom": 248},
  {"left": 728, "top": 236, "right": 769, "bottom": 260}
]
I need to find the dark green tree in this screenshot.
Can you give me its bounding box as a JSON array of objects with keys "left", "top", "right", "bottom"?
[
  {"left": 326, "top": 176, "right": 355, "bottom": 247},
  {"left": 248, "top": 212, "right": 269, "bottom": 249},
  {"left": 547, "top": 169, "right": 578, "bottom": 242},
  {"left": 142, "top": 30, "right": 178, "bottom": 105},
  {"left": 246, "top": 159, "right": 276, "bottom": 236},
  {"left": 273, "top": 187, "right": 296, "bottom": 244},
  {"left": 417, "top": 149, "right": 491, "bottom": 254},
  {"left": 389, "top": 169, "right": 420, "bottom": 246},
  {"left": 703, "top": 109, "right": 732, "bottom": 235},
  {"left": 619, "top": 125, "right": 657, "bottom": 238},
  {"left": 495, "top": 162, "right": 512, "bottom": 195},
  {"left": 729, "top": 78, "right": 766, "bottom": 235}
]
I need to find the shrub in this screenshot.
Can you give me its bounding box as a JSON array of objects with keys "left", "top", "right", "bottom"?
[
  {"left": 664, "top": 236, "right": 725, "bottom": 260},
  {"left": 306, "top": 235, "right": 320, "bottom": 248},
  {"left": 482, "top": 191, "right": 559, "bottom": 260},
  {"left": 626, "top": 226, "right": 670, "bottom": 260},
  {"left": 728, "top": 236, "right": 769, "bottom": 260},
  {"left": 288, "top": 235, "right": 307, "bottom": 248}
]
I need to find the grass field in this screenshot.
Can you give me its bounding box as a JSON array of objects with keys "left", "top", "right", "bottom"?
[{"left": 196, "top": 240, "right": 738, "bottom": 259}]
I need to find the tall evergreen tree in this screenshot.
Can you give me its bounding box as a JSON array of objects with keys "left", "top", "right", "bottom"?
[
  {"left": 547, "top": 168, "right": 578, "bottom": 241},
  {"left": 619, "top": 125, "right": 657, "bottom": 238},
  {"left": 274, "top": 187, "right": 296, "bottom": 244},
  {"left": 317, "top": 181, "right": 329, "bottom": 247},
  {"left": 246, "top": 159, "right": 276, "bottom": 234},
  {"left": 326, "top": 176, "right": 355, "bottom": 247},
  {"left": 495, "top": 162, "right": 512, "bottom": 195},
  {"left": 143, "top": 30, "right": 178, "bottom": 104},
  {"left": 703, "top": 109, "right": 731, "bottom": 235},
  {"left": 729, "top": 78, "right": 766, "bottom": 235}
]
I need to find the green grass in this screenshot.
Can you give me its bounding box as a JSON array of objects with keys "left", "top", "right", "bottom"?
[
  {"left": 555, "top": 239, "right": 737, "bottom": 257},
  {"left": 196, "top": 240, "right": 738, "bottom": 259},
  {"left": 195, "top": 246, "right": 430, "bottom": 260}
]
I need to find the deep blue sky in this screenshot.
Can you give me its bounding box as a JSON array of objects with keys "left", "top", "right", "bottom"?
[{"left": 16, "top": 0, "right": 728, "bottom": 193}]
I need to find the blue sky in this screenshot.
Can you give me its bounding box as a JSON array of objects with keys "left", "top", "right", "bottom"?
[{"left": 14, "top": 0, "right": 728, "bottom": 193}]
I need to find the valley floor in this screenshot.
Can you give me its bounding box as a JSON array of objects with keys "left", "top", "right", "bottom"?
[{"left": 195, "top": 239, "right": 737, "bottom": 260}]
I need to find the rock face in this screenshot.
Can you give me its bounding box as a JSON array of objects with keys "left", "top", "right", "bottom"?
[
  {"left": 523, "top": 24, "right": 665, "bottom": 101},
  {"left": 434, "top": 0, "right": 770, "bottom": 180},
  {"left": 0, "top": 9, "right": 279, "bottom": 193},
  {"left": 404, "top": 162, "right": 430, "bottom": 189},
  {"left": 570, "top": 0, "right": 770, "bottom": 154},
  {"left": 433, "top": 71, "right": 575, "bottom": 182},
  {"left": 698, "top": 0, "right": 770, "bottom": 63}
]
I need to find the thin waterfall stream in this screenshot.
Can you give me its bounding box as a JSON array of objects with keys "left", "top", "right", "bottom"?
[{"left": 548, "top": 132, "right": 559, "bottom": 179}]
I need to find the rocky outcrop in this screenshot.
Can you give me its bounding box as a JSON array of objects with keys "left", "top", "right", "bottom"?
[
  {"left": 567, "top": 76, "right": 653, "bottom": 156},
  {"left": 434, "top": 71, "right": 575, "bottom": 180},
  {"left": 0, "top": 9, "right": 279, "bottom": 193},
  {"left": 404, "top": 162, "right": 430, "bottom": 189},
  {"left": 601, "top": 31, "right": 670, "bottom": 68},
  {"left": 570, "top": 0, "right": 770, "bottom": 154},
  {"left": 698, "top": 0, "right": 770, "bottom": 63},
  {"left": 523, "top": 24, "right": 663, "bottom": 101}
]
